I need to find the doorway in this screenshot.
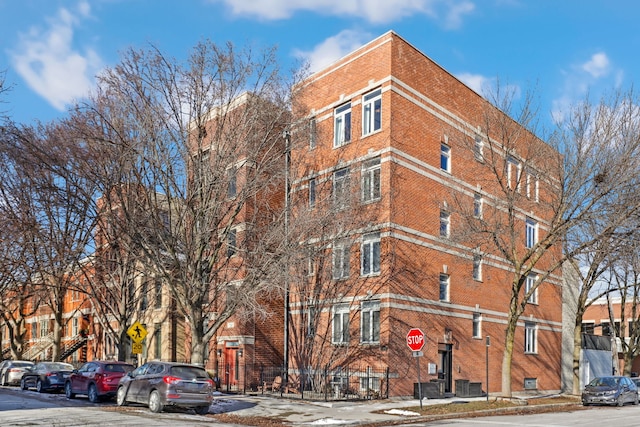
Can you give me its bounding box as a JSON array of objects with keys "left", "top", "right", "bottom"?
[{"left": 438, "top": 343, "right": 453, "bottom": 393}]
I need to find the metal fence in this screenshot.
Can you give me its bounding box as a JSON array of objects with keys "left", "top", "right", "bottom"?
[{"left": 254, "top": 364, "right": 389, "bottom": 401}]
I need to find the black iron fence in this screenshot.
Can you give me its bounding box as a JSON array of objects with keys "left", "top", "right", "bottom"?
[{"left": 255, "top": 364, "right": 389, "bottom": 401}]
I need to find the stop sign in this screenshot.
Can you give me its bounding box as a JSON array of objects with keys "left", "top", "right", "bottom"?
[{"left": 406, "top": 328, "right": 425, "bottom": 351}]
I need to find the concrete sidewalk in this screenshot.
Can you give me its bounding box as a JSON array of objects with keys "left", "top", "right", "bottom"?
[{"left": 209, "top": 393, "right": 489, "bottom": 425}]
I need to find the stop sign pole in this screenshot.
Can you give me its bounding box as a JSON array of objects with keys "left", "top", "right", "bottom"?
[{"left": 407, "top": 328, "right": 425, "bottom": 409}]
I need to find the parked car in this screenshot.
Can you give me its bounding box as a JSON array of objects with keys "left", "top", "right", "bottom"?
[
  {"left": 65, "top": 360, "right": 134, "bottom": 402},
  {"left": 21, "top": 362, "right": 74, "bottom": 393},
  {"left": 0, "top": 360, "right": 35, "bottom": 386},
  {"left": 581, "top": 376, "right": 639, "bottom": 406},
  {"left": 116, "top": 361, "right": 214, "bottom": 414}
]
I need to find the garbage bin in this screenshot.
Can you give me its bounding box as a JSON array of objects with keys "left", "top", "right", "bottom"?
[
  {"left": 469, "top": 382, "right": 482, "bottom": 397},
  {"left": 414, "top": 381, "right": 444, "bottom": 398},
  {"left": 455, "top": 379, "right": 470, "bottom": 397}
]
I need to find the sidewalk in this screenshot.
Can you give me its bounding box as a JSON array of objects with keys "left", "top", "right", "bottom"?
[{"left": 209, "top": 392, "right": 489, "bottom": 425}]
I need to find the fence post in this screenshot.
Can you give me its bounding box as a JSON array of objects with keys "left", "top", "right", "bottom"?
[
  {"left": 324, "top": 365, "right": 328, "bottom": 401},
  {"left": 385, "top": 367, "right": 389, "bottom": 398}
]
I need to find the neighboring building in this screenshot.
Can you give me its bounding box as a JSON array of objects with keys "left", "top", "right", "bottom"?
[{"left": 285, "top": 31, "right": 563, "bottom": 397}]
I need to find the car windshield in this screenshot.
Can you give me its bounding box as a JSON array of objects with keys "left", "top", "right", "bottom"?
[
  {"left": 44, "top": 363, "right": 74, "bottom": 371},
  {"left": 169, "top": 366, "right": 209, "bottom": 380},
  {"left": 104, "top": 364, "right": 133, "bottom": 373},
  {"left": 590, "top": 377, "right": 618, "bottom": 387},
  {"left": 13, "top": 362, "right": 32, "bottom": 367}
]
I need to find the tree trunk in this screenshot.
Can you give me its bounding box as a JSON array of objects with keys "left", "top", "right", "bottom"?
[
  {"left": 571, "top": 321, "right": 583, "bottom": 395},
  {"left": 501, "top": 317, "right": 517, "bottom": 398},
  {"left": 190, "top": 321, "right": 206, "bottom": 366}
]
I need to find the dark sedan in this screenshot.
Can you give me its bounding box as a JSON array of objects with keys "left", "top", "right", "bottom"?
[
  {"left": 582, "top": 376, "right": 639, "bottom": 406},
  {"left": 21, "top": 362, "right": 74, "bottom": 393}
]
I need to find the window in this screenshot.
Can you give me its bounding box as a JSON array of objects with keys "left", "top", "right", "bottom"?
[
  {"left": 154, "top": 323, "right": 162, "bottom": 359},
  {"left": 362, "top": 89, "right": 382, "bottom": 136},
  {"left": 629, "top": 321, "right": 637, "bottom": 337},
  {"left": 334, "top": 102, "right": 351, "bottom": 147},
  {"left": 332, "top": 241, "right": 350, "bottom": 280},
  {"left": 361, "top": 300, "right": 380, "bottom": 343},
  {"left": 507, "top": 157, "right": 521, "bottom": 191},
  {"left": 602, "top": 321, "right": 621, "bottom": 337},
  {"left": 440, "top": 210, "right": 450, "bottom": 238},
  {"left": 140, "top": 280, "right": 148, "bottom": 311},
  {"left": 309, "top": 117, "right": 317, "bottom": 149},
  {"left": 308, "top": 178, "right": 316, "bottom": 207},
  {"left": 524, "top": 378, "right": 537, "bottom": 390},
  {"left": 439, "top": 273, "right": 450, "bottom": 301},
  {"left": 40, "top": 320, "right": 48, "bottom": 338},
  {"left": 360, "top": 376, "right": 381, "bottom": 393},
  {"left": 332, "top": 303, "right": 350, "bottom": 344},
  {"left": 472, "top": 313, "right": 482, "bottom": 338},
  {"left": 72, "top": 318, "right": 79, "bottom": 336},
  {"left": 440, "top": 144, "right": 451, "bottom": 172},
  {"left": 227, "top": 168, "right": 237, "bottom": 198},
  {"left": 525, "top": 218, "right": 537, "bottom": 248},
  {"left": 581, "top": 322, "right": 595, "bottom": 334},
  {"left": 306, "top": 246, "right": 316, "bottom": 277},
  {"left": 474, "top": 135, "right": 484, "bottom": 161},
  {"left": 473, "top": 254, "right": 482, "bottom": 281},
  {"left": 154, "top": 279, "right": 162, "bottom": 308},
  {"left": 362, "top": 157, "right": 381, "bottom": 202},
  {"left": 333, "top": 168, "right": 350, "bottom": 209},
  {"left": 473, "top": 193, "right": 483, "bottom": 218},
  {"left": 227, "top": 229, "right": 237, "bottom": 257},
  {"left": 524, "top": 322, "right": 537, "bottom": 353},
  {"left": 307, "top": 305, "right": 317, "bottom": 337},
  {"left": 525, "top": 274, "right": 538, "bottom": 304},
  {"left": 526, "top": 171, "right": 539, "bottom": 202},
  {"left": 361, "top": 232, "right": 381, "bottom": 276}
]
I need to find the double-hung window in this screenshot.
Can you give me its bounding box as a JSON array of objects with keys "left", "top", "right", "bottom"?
[
  {"left": 439, "top": 273, "right": 450, "bottom": 301},
  {"left": 309, "top": 178, "right": 316, "bottom": 207},
  {"left": 473, "top": 254, "right": 482, "bottom": 281},
  {"left": 440, "top": 144, "right": 451, "bottom": 172},
  {"left": 227, "top": 229, "right": 237, "bottom": 257},
  {"left": 525, "top": 218, "right": 537, "bottom": 248},
  {"left": 474, "top": 135, "right": 484, "bottom": 161},
  {"left": 334, "top": 102, "right": 351, "bottom": 147},
  {"left": 309, "top": 117, "right": 317, "bottom": 149},
  {"left": 362, "top": 157, "right": 381, "bottom": 202},
  {"left": 507, "top": 157, "right": 521, "bottom": 191},
  {"left": 362, "top": 89, "right": 382, "bottom": 136},
  {"left": 524, "top": 322, "right": 537, "bottom": 353},
  {"left": 474, "top": 193, "right": 483, "bottom": 218},
  {"left": 440, "top": 210, "right": 450, "bottom": 238},
  {"left": 472, "top": 313, "right": 482, "bottom": 338},
  {"left": 332, "top": 241, "right": 350, "bottom": 280},
  {"left": 361, "top": 300, "right": 380, "bottom": 343},
  {"left": 333, "top": 168, "right": 350, "bottom": 209},
  {"left": 227, "top": 167, "right": 237, "bottom": 198},
  {"left": 332, "top": 303, "right": 350, "bottom": 344},
  {"left": 361, "top": 232, "right": 381, "bottom": 276},
  {"left": 526, "top": 171, "right": 539, "bottom": 202},
  {"left": 525, "top": 274, "right": 538, "bottom": 304}
]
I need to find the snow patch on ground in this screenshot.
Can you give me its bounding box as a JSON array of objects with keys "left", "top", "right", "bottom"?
[{"left": 383, "top": 408, "right": 421, "bottom": 416}]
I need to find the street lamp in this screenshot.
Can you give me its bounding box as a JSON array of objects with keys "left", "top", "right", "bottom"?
[
  {"left": 283, "top": 129, "right": 291, "bottom": 384},
  {"left": 485, "top": 336, "right": 490, "bottom": 401}
]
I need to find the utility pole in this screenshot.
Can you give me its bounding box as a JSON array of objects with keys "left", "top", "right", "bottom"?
[{"left": 283, "top": 129, "right": 291, "bottom": 384}]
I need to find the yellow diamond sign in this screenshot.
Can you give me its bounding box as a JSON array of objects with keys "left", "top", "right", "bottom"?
[{"left": 127, "top": 321, "right": 147, "bottom": 343}]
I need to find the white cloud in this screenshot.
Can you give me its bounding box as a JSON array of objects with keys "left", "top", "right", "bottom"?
[
  {"left": 293, "top": 30, "right": 372, "bottom": 73},
  {"left": 9, "top": 1, "right": 101, "bottom": 111},
  {"left": 582, "top": 52, "right": 610, "bottom": 78},
  {"left": 210, "top": 0, "right": 475, "bottom": 27},
  {"left": 456, "top": 72, "right": 490, "bottom": 95}
]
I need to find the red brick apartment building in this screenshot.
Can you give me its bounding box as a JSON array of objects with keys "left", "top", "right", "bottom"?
[{"left": 281, "top": 30, "right": 563, "bottom": 398}]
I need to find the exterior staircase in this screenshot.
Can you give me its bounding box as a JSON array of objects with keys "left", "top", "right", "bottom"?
[
  {"left": 60, "top": 336, "right": 88, "bottom": 361},
  {"left": 22, "top": 332, "right": 55, "bottom": 360}
]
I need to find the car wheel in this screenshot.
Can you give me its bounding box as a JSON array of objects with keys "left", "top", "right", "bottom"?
[
  {"left": 1, "top": 373, "right": 7, "bottom": 386},
  {"left": 617, "top": 395, "right": 624, "bottom": 407},
  {"left": 36, "top": 379, "right": 44, "bottom": 393},
  {"left": 195, "top": 405, "right": 209, "bottom": 415},
  {"left": 88, "top": 384, "right": 99, "bottom": 403},
  {"left": 20, "top": 378, "right": 28, "bottom": 390},
  {"left": 148, "top": 390, "right": 164, "bottom": 413},
  {"left": 116, "top": 386, "right": 128, "bottom": 406},
  {"left": 634, "top": 394, "right": 639, "bottom": 405},
  {"left": 65, "top": 381, "right": 75, "bottom": 399}
]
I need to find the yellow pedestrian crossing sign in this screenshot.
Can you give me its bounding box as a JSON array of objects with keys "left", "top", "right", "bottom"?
[{"left": 127, "top": 321, "right": 147, "bottom": 343}]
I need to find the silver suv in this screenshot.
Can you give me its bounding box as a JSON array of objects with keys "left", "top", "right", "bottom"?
[{"left": 116, "top": 361, "right": 213, "bottom": 414}]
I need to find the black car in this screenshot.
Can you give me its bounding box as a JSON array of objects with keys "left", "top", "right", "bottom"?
[
  {"left": 582, "top": 376, "right": 639, "bottom": 406},
  {"left": 116, "top": 361, "right": 214, "bottom": 414},
  {"left": 21, "top": 362, "right": 74, "bottom": 393}
]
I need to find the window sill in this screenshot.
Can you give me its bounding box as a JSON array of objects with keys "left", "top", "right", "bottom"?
[
  {"left": 360, "top": 272, "right": 381, "bottom": 278},
  {"left": 362, "top": 129, "right": 382, "bottom": 139}
]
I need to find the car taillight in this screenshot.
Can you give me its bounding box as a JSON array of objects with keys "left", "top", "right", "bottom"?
[
  {"left": 205, "top": 379, "right": 214, "bottom": 387},
  {"left": 163, "top": 376, "right": 181, "bottom": 384},
  {"left": 47, "top": 373, "right": 56, "bottom": 377}
]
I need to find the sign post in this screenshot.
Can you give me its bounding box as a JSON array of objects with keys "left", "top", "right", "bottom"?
[
  {"left": 485, "top": 336, "right": 490, "bottom": 401},
  {"left": 407, "top": 328, "right": 425, "bottom": 409}
]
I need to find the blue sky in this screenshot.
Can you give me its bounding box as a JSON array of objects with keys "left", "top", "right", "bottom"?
[{"left": 0, "top": 0, "right": 637, "bottom": 128}]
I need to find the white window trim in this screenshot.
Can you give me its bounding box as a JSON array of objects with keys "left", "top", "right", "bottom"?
[
  {"left": 474, "top": 136, "right": 484, "bottom": 162},
  {"left": 473, "top": 193, "right": 483, "bottom": 219},
  {"left": 525, "top": 218, "right": 538, "bottom": 248},
  {"left": 524, "top": 322, "right": 537, "bottom": 354},
  {"left": 362, "top": 89, "right": 382, "bottom": 136},
  {"left": 440, "top": 210, "right": 451, "bottom": 238},
  {"left": 332, "top": 303, "right": 350, "bottom": 344},
  {"left": 332, "top": 241, "right": 350, "bottom": 280},
  {"left": 360, "top": 300, "right": 380, "bottom": 344},
  {"left": 472, "top": 313, "right": 482, "bottom": 338},
  {"left": 441, "top": 143, "right": 451, "bottom": 173},
  {"left": 525, "top": 274, "right": 538, "bottom": 304},
  {"left": 361, "top": 232, "right": 381, "bottom": 276},
  {"left": 334, "top": 102, "right": 351, "bottom": 148},
  {"left": 439, "top": 273, "right": 450, "bottom": 302},
  {"left": 361, "top": 157, "right": 381, "bottom": 203},
  {"left": 473, "top": 254, "right": 482, "bottom": 282}
]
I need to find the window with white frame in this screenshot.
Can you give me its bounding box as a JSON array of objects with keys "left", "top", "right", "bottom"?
[
  {"left": 333, "top": 167, "right": 350, "bottom": 209},
  {"left": 227, "top": 167, "right": 237, "bottom": 198},
  {"left": 439, "top": 273, "right": 450, "bottom": 301},
  {"left": 525, "top": 218, "right": 537, "bottom": 248},
  {"left": 362, "top": 88, "right": 382, "bottom": 136},
  {"left": 72, "top": 317, "right": 79, "bottom": 336},
  {"left": 309, "top": 178, "right": 316, "bottom": 207},
  {"left": 40, "top": 320, "right": 48, "bottom": 338},
  {"left": 306, "top": 246, "right": 316, "bottom": 277},
  {"left": 474, "top": 193, "right": 483, "bottom": 218},
  {"left": 507, "top": 157, "right": 521, "bottom": 191},
  {"left": 307, "top": 304, "right": 317, "bottom": 337},
  {"left": 473, "top": 254, "right": 482, "bottom": 281},
  {"left": 474, "top": 135, "right": 484, "bottom": 161},
  {"left": 31, "top": 323, "right": 36, "bottom": 339},
  {"left": 581, "top": 322, "right": 595, "bottom": 334},
  {"left": 334, "top": 102, "right": 351, "bottom": 147},
  {"left": 361, "top": 300, "right": 380, "bottom": 343},
  {"left": 440, "top": 210, "right": 450, "bottom": 238},
  {"left": 360, "top": 376, "right": 381, "bottom": 393},
  {"left": 524, "top": 321, "right": 537, "bottom": 353},
  {"left": 472, "top": 313, "right": 482, "bottom": 338},
  {"left": 440, "top": 144, "right": 451, "bottom": 172},
  {"left": 526, "top": 171, "right": 539, "bottom": 202},
  {"left": 361, "top": 232, "right": 381, "bottom": 276},
  {"left": 362, "top": 157, "right": 381, "bottom": 202},
  {"left": 525, "top": 274, "right": 538, "bottom": 304},
  {"left": 332, "top": 241, "right": 350, "bottom": 280},
  {"left": 227, "top": 228, "right": 237, "bottom": 257},
  {"left": 332, "top": 303, "right": 350, "bottom": 344},
  {"left": 309, "top": 117, "right": 317, "bottom": 149}
]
